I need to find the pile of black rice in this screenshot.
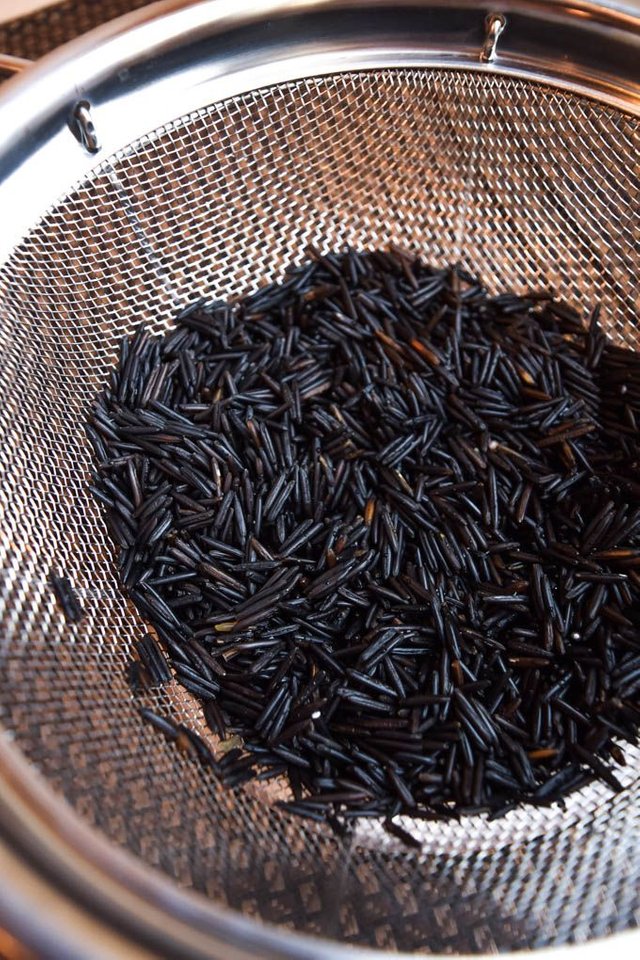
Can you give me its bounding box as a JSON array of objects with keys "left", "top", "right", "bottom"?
[{"left": 87, "top": 246, "right": 640, "bottom": 827}]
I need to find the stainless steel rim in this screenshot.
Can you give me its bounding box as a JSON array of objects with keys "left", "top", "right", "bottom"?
[
  {"left": 0, "top": 0, "right": 638, "bottom": 260},
  {"left": 3, "top": 738, "right": 639, "bottom": 959},
  {"left": 0, "top": 1, "right": 639, "bottom": 957}
]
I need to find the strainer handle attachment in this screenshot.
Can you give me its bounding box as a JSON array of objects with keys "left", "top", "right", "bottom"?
[
  {"left": 480, "top": 13, "right": 506, "bottom": 62},
  {"left": 0, "top": 54, "right": 32, "bottom": 74},
  {"left": 0, "top": 54, "right": 98, "bottom": 154}
]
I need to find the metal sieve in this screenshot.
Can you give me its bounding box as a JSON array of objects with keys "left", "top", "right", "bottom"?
[{"left": 0, "top": 1, "right": 639, "bottom": 957}]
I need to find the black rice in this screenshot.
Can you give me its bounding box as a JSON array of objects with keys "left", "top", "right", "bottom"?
[
  {"left": 49, "top": 571, "right": 84, "bottom": 623},
  {"left": 88, "top": 246, "right": 640, "bottom": 822}
]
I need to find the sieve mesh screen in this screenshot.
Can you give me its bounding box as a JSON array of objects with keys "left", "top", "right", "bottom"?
[{"left": 0, "top": 68, "right": 639, "bottom": 953}]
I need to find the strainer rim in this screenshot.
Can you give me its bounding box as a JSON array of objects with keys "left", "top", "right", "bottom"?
[{"left": 1, "top": 1, "right": 640, "bottom": 957}]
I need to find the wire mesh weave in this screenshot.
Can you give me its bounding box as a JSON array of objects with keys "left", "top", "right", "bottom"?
[
  {"left": 0, "top": 68, "right": 639, "bottom": 953},
  {"left": 0, "top": 0, "right": 153, "bottom": 61}
]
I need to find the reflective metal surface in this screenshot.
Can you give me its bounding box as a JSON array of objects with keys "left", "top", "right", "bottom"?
[
  {"left": 0, "top": 0, "right": 639, "bottom": 260},
  {"left": 0, "top": 53, "right": 32, "bottom": 74},
  {"left": 0, "top": 2, "right": 639, "bottom": 957}
]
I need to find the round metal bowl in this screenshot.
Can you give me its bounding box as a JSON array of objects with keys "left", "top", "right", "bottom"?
[{"left": 0, "top": 2, "right": 638, "bottom": 957}]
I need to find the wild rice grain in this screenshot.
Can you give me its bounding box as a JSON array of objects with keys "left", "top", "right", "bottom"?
[{"left": 89, "top": 246, "right": 640, "bottom": 822}]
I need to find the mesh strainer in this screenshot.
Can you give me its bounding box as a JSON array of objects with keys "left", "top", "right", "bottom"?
[{"left": 0, "top": 1, "right": 639, "bottom": 957}]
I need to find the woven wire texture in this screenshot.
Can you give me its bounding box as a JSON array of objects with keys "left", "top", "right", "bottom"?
[
  {"left": 0, "top": 0, "right": 152, "bottom": 60},
  {"left": 0, "top": 68, "right": 639, "bottom": 953}
]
